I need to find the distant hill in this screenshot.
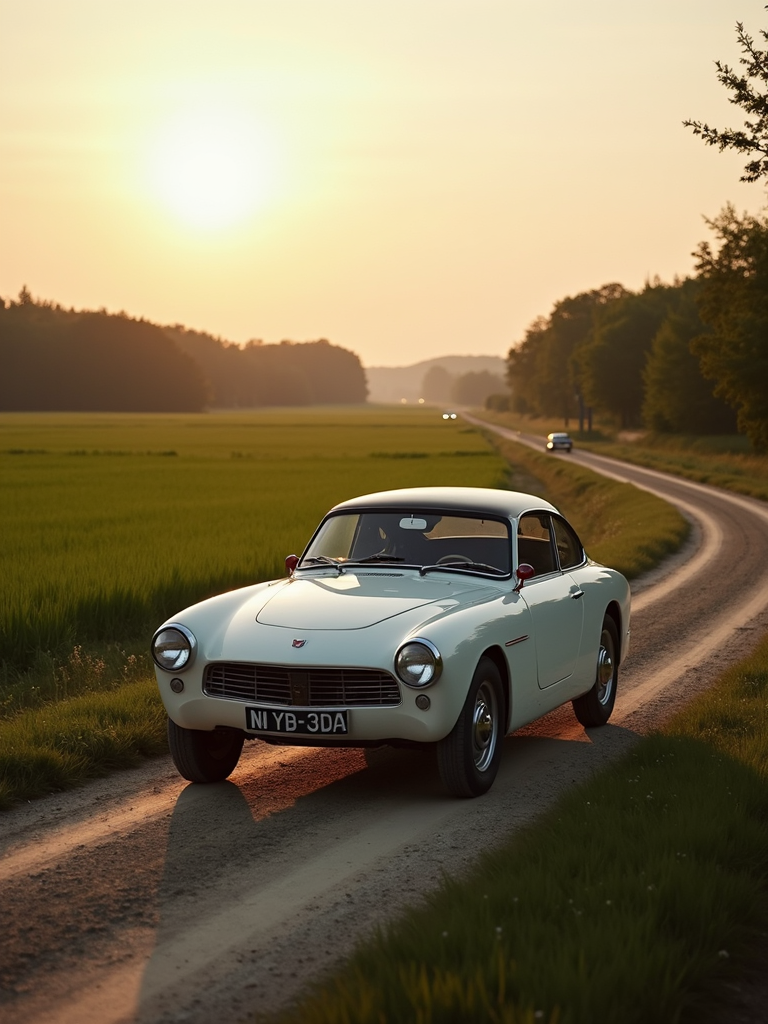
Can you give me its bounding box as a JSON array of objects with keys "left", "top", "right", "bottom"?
[{"left": 365, "top": 355, "right": 506, "bottom": 404}]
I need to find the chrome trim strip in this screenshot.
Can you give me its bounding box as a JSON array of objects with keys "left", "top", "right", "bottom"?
[{"left": 504, "top": 634, "right": 529, "bottom": 647}]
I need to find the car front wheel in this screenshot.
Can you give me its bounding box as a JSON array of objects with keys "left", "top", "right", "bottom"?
[
  {"left": 572, "top": 615, "right": 619, "bottom": 727},
  {"left": 437, "top": 657, "right": 504, "bottom": 798},
  {"left": 167, "top": 718, "right": 245, "bottom": 782}
]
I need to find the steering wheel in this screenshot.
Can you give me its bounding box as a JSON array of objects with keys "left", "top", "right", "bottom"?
[{"left": 436, "top": 554, "right": 468, "bottom": 565}]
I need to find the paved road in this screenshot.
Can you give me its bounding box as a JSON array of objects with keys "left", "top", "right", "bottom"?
[{"left": 2, "top": 423, "right": 768, "bottom": 1024}]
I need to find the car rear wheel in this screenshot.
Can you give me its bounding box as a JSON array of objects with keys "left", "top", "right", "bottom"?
[
  {"left": 167, "top": 718, "right": 244, "bottom": 782},
  {"left": 572, "top": 615, "right": 619, "bottom": 727},
  {"left": 437, "top": 657, "right": 504, "bottom": 798}
]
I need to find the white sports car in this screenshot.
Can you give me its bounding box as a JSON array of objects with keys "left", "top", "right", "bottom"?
[{"left": 152, "top": 487, "right": 630, "bottom": 798}]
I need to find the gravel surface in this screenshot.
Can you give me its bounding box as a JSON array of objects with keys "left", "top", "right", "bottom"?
[{"left": 2, "top": 428, "right": 768, "bottom": 1024}]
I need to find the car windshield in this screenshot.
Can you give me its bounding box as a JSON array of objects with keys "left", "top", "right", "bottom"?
[{"left": 301, "top": 511, "right": 512, "bottom": 577}]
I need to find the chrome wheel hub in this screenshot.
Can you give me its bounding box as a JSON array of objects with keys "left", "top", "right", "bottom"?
[
  {"left": 596, "top": 629, "right": 615, "bottom": 705},
  {"left": 472, "top": 680, "right": 498, "bottom": 771}
]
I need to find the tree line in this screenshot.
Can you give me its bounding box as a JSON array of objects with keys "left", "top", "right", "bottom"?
[
  {"left": 506, "top": 15, "right": 768, "bottom": 451},
  {"left": 0, "top": 293, "right": 368, "bottom": 412},
  {"left": 421, "top": 365, "right": 506, "bottom": 407}
]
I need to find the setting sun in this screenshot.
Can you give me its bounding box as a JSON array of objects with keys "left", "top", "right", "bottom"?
[{"left": 147, "top": 107, "right": 279, "bottom": 229}]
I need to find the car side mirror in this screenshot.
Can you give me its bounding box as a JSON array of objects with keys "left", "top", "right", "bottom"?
[
  {"left": 285, "top": 554, "right": 299, "bottom": 575},
  {"left": 514, "top": 563, "right": 535, "bottom": 592}
]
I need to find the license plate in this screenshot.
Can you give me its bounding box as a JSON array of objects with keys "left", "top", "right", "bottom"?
[{"left": 245, "top": 707, "right": 349, "bottom": 736}]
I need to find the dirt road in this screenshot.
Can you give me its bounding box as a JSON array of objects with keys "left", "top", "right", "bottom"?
[{"left": 3, "top": 425, "right": 768, "bottom": 1024}]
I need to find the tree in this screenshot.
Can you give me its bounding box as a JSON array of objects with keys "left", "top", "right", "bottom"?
[
  {"left": 575, "top": 285, "right": 672, "bottom": 429},
  {"left": 168, "top": 328, "right": 368, "bottom": 407},
  {"left": 451, "top": 370, "right": 506, "bottom": 407},
  {"left": 683, "top": 16, "right": 768, "bottom": 184},
  {"left": 690, "top": 205, "right": 768, "bottom": 450},
  {"left": 506, "top": 316, "right": 549, "bottom": 415},
  {"left": 422, "top": 365, "right": 455, "bottom": 403},
  {"left": 0, "top": 303, "right": 209, "bottom": 411},
  {"left": 505, "top": 285, "right": 627, "bottom": 422},
  {"left": 642, "top": 279, "right": 737, "bottom": 434}
]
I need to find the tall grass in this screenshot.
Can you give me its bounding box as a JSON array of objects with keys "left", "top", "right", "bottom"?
[
  {"left": 0, "top": 406, "right": 688, "bottom": 807},
  {"left": 269, "top": 637, "right": 768, "bottom": 1024},
  {"left": 0, "top": 409, "right": 507, "bottom": 681},
  {"left": 477, "top": 409, "right": 768, "bottom": 502},
  {"left": 578, "top": 435, "right": 768, "bottom": 502},
  {"left": 0, "top": 679, "right": 167, "bottom": 809}
]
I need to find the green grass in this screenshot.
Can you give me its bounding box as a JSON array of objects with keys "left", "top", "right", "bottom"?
[
  {"left": 0, "top": 678, "right": 167, "bottom": 809},
  {"left": 268, "top": 637, "right": 768, "bottom": 1024},
  {"left": 0, "top": 408, "right": 506, "bottom": 680},
  {"left": 577, "top": 435, "right": 768, "bottom": 502},
  {"left": 4, "top": 407, "right": 763, "bottom": 1017},
  {"left": 0, "top": 406, "right": 686, "bottom": 807},
  {"left": 0, "top": 407, "right": 509, "bottom": 804},
  {"left": 478, "top": 409, "right": 768, "bottom": 502}
]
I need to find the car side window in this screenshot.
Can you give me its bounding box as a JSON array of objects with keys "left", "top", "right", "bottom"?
[
  {"left": 552, "top": 516, "right": 584, "bottom": 570},
  {"left": 517, "top": 513, "right": 556, "bottom": 576}
]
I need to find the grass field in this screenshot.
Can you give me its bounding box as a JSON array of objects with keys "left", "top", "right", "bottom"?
[
  {"left": 1, "top": 407, "right": 506, "bottom": 680},
  {"left": 0, "top": 405, "right": 687, "bottom": 806}
]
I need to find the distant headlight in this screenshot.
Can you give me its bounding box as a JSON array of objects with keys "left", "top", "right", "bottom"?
[
  {"left": 151, "top": 624, "right": 197, "bottom": 672},
  {"left": 395, "top": 639, "right": 442, "bottom": 688}
]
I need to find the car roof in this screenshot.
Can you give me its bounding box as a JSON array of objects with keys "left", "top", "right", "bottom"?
[
  {"left": 548, "top": 432, "right": 570, "bottom": 437},
  {"left": 330, "top": 486, "right": 558, "bottom": 520}
]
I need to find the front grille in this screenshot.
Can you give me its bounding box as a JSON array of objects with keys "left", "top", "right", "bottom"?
[{"left": 203, "top": 663, "right": 401, "bottom": 707}]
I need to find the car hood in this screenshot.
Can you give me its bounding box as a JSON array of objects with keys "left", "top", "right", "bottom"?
[{"left": 254, "top": 571, "right": 495, "bottom": 630}]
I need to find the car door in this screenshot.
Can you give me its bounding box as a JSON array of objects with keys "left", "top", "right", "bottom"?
[{"left": 517, "top": 512, "right": 585, "bottom": 688}]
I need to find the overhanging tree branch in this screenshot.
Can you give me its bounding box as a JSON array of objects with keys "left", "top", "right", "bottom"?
[{"left": 683, "top": 18, "right": 768, "bottom": 183}]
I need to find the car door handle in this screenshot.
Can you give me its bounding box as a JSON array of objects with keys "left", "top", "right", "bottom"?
[{"left": 570, "top": 589, "right": 585, "bottom": 599}]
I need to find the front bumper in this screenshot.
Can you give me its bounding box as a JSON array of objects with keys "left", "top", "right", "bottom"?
[{"left": 156, "top": 663, "right": 464, "bottom": 744}]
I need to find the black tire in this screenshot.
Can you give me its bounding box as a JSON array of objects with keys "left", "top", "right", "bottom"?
[
  {"left": 572, "top": 615, "right": 619, "bottom": 727},
  {"left": 167, "top": 717, "right": 244, "bottom": 782},
  {"left": 437, "top": 657, "right": 504, "bottom": 798}
]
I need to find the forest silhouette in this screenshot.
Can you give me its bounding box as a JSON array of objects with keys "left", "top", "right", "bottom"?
[{"left": 0, "top": 292, "right": 368, "bottom": 412}]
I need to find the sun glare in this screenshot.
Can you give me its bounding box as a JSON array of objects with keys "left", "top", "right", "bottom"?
[{"left": 148, "top": 107, "right": 279, "bottom": 229}]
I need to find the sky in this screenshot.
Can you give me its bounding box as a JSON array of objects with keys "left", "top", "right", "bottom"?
[{"left": 1, "top": 1, "right": 766, "bottom": 367}]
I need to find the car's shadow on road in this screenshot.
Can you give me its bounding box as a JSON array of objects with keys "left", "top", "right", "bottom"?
[{"left": 135, "top": 721, "right": 639, "bottom": 1020}]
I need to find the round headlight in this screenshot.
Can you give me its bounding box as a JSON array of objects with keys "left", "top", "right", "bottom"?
[
  {"left": 151, "top": 624, "right": 196, "bottom": 672},
  {"left": 395, "top": 640, "right": 442, "bottom": 688}
]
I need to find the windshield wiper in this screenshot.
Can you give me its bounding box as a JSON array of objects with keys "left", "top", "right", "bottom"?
[
  {"left": 300, "top": 556, "right": 345, "bottom": 574},
  {"left": 350, "top": 554, "right": 406, "bottom": 564},
  {"left": 420, "top": 561, "right": 506, "bottom": 577}
]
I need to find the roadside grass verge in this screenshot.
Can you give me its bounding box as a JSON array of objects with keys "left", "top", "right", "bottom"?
[
  {"left": 485, "top": 432, "right": 689, "bottom": 580},
  {"left": 576, "top": 435, "right": 768, "bottom": 503},
  {"left": 477, "top": 409, "right": 768, "bottom": 502},
  {"left": 268, "top": 637, "right": 768, "bottom": 1024},
  {"left": 0, "top": 678, "right": 166, "bottom": 810}
]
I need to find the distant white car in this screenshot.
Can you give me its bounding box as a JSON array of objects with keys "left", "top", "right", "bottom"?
[
  {"left": 152, "top": 486, "right": 630, "bottom": 797},
  {"left": 547, "top": 432, "right": 573, "bottom": 452}
]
